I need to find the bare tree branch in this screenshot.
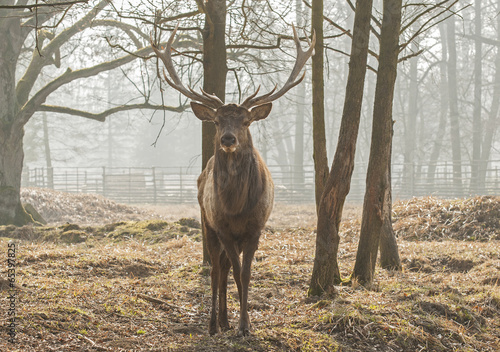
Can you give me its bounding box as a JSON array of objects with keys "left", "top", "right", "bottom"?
[
  {"left": 18, "top": 45, "right": 156, "bottom": 125},
  {"left": 16, "top": 0, "right": 109, "bottom": 106},
  {"left": 463, "top": 34, "right": 500, "bottom": 47},
  {"left": 399, "top": 1, "right": 466, "bottom": 53},
  {"left": 38, "top": 102, "right": 186, "bottom": 122},
  {"left": 0, "top": 0, "right": 88, "bottom": 9}
]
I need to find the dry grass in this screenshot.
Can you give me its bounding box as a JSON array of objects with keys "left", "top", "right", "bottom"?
[{"left": 0, "top": 191, "right": 498, "bottom": 351}]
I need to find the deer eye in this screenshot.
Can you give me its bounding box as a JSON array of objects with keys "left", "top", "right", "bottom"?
[{"left": 214, "top": 121, "right": 219, "bottom": 126}]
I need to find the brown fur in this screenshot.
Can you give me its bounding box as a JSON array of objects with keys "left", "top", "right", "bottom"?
[{"left": 195, "top": 103, "right": 274, "bottom": 336}]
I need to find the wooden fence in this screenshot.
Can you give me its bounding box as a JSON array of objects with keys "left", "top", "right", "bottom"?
[{"left": 22, "top": 162, "right": 500, "bottom": 205}]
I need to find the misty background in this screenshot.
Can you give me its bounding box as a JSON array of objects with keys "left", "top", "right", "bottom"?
[{"left": 20, "top": 0, "right": 500, "bottom": 204}]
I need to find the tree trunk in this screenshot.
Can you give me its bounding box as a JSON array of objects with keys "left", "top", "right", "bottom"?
[
  {"left": 0, "top": 16, "right": 32, "bottom": 226},
  {"left": 0, "top": 123, "right": 32, "bottom": 225},
  {"left": 201, "top": 0, "right": 227, "bottom": 264},
  {"left": 352, "top": 0, "right": 402, "bottom": 287},
  {"left": 403, "top": 39, "right": 418, "bottom": 197},
  {"left": 379, "top": 144, "right": 401, "bottom": 270},
  {"left": 470, "top": 0, "right": 482, "bottom": 193},
  {"left": 446, "top": 16, "right": 463, "bottom": 194},
  {"left": 201, "top": 0, "right": 227, "bottom": 170},
  {"left": 308, "top": 0, "right": 373, "bottom": 296},
  {"left": 294, "top": 0, "right": 306, "bottom": 186},
  {"left": 479, "top": 0, "right": 500, "bottom": 188},
  {"left": 427, "top": 22, "right": 448, "bottom": 185},
  {"left": 311, "top": 0, "right": 329, "bottom": 211},
  {"left": 42, "top": 113, "right": 54, "bottom": 189}
]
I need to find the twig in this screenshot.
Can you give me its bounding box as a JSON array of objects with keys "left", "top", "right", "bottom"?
[{"left": 137, "top": 293, "right": 197, "bottom": 313}]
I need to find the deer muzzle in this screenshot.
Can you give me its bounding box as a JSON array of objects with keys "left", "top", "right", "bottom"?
[{"left": 220, "top": 134, "right": 238, "bottom": 153}]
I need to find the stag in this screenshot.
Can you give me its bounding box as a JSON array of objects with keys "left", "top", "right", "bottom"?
[{"left": 152, "top": 25, "right": 315, "bottom": 336}]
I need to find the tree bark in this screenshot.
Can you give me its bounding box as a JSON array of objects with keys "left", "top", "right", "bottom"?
[
  {"left": 201, "top": 0, "right": 227, "bottom": 264},
  {"left": 379, "top": 143, "right": 401, "bottom": 270},
  {"left": 446, "top": 16, "right": 463, "bottom": 194},
  {"left": 311, "top": 0, "right": 329, "bottom": 211},
  {"left": 0, "top": 14, "right": 32, "bottom": 225},
  {"left": 308, "top": 0, "right": 373, "bottom": 296},
  {"left": 352, "top": 0, "right": 402, "bottom": 287},
  {"left": 0, "top": 123, "right": 32, "bottom": 225}
]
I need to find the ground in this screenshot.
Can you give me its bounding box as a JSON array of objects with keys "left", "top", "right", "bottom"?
[{"left": 0, "top": 189, "right": 498, "bottom": 351}]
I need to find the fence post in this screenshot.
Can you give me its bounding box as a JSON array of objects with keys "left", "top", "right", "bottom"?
[
  {"left": 496, "top": 167, "right": 499, "bottom": 190},
  {"left": 128, "top": 167, "right": 132, "bottom": 204},
  {"left": 152, "top": 167, "right": 157, "bottom": 204},
  {"left": 22, "top": 166, "right": 29, "bottom": 188},
  {"left": 179, "top": 167, "right": 183, "bottom": 203},
  {"left": 102, "top": 167, "right": 106, "bottom": 197},
  {"left": 410, "top": 162, "right": 415, "bottom": 197},
  {"left": 47, "top": 167, "right": 54, "bottom": 189}
]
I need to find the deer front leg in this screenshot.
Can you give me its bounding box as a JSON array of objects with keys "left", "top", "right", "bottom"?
[
  {"left": 205, "top": 226, "right": 221, "bottom": 335},
  {"left": 218, "top": 251, "right": 231, "bottom": 331},
  {"left": 220, "top": 240, "right": 244, "bottom": 330},
  {"left": 238, "top": 238, "right": 259, "bottom": 337}
]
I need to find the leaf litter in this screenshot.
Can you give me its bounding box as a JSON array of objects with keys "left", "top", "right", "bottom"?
[{"left": 0, "top": 189, "right": 498, "bottom": 351}]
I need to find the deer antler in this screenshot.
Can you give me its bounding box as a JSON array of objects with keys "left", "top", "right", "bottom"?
[
  {"left": 151, "top": 24, "right": 224, "bottom": 109},
  {"left": 241, "top": 24, "right": 316, "bottom": 109}
]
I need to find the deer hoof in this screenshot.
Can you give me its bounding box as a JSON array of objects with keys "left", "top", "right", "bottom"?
[
  {"left": 219, "top": 323, "right": 231, "bottom": 332},
  {"left": 209, "top": 322, "right": 218, "bottom": 336},
  {"left": 237, "top": 327, "right": 251, "bottom": 337}
]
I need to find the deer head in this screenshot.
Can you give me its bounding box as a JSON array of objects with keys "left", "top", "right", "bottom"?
[{"left": 151, "top": 24, "right": 315, "bottom": 153}]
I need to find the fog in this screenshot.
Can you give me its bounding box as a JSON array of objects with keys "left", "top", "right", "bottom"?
[{"left": 18, "top": 0, "right": 500, "bottom": 204}]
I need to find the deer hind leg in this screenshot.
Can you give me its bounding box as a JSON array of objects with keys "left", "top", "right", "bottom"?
[
  {"left": 238, "top": 236, "right": 259, "bottom": 337},
  {"left": 218, "top": 250, "right": 231, "bottom": 331},
  {"left": 205, "top": 226, "right": 221, "bottom": 335}
]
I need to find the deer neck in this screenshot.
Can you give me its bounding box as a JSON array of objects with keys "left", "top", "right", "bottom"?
[{"left": 213, "top": 139, "right": 264, "bottom": 216}]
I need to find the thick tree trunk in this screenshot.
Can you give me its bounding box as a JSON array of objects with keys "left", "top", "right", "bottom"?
[
  {"left": 446, "top": 16, "right": 463, "bottom": 194},
  {"left": 308, "top": 0, "right": 373, "bottom": 296},
  {"left": 0, "top": 123, "right": 32, "bottom": 225},
  {"left": 201, "top": 0, "right": 227, "bottom": 264},
  {"left": 352, "top": 0, "right": 402, "bottom": 287},
  {"left": 311, "top": 0, "right": 329, "bottom": 211},
  {"left": 0, "top": 16, "right": 32, "bottom": 226},
  {"left": 201, "top": 0, "right": 227, "bottom": 170}
]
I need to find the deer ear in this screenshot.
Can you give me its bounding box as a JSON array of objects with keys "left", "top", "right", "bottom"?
[
  {"left": 191, "top": 102, "right": 216, "bottom": 121},
  {"left": 250, "top": 103, "right": 272, "bottom": 122}
]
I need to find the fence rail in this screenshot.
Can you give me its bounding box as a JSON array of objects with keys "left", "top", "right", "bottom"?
[{"left": 21, "top": 162, "right": 500, "bottom": 205}]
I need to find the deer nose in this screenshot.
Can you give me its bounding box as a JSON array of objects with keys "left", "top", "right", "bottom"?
[{"left": 221, "top": 134, "right": 236, "bottom": 147}]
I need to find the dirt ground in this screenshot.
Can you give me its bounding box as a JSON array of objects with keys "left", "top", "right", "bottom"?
[{"left": 0, "top": 189, "right": 498, "bottom": 351}]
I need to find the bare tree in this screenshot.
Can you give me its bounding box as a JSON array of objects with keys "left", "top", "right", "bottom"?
[
  {"left": 309, "top": 0, "right": 374, "bottom": 295},
  {"left": 351, "top": 0, "right": 403, "bottom": 286},
  {"left": 0, "top": 1, "right": 182, "bottom": 225}
]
